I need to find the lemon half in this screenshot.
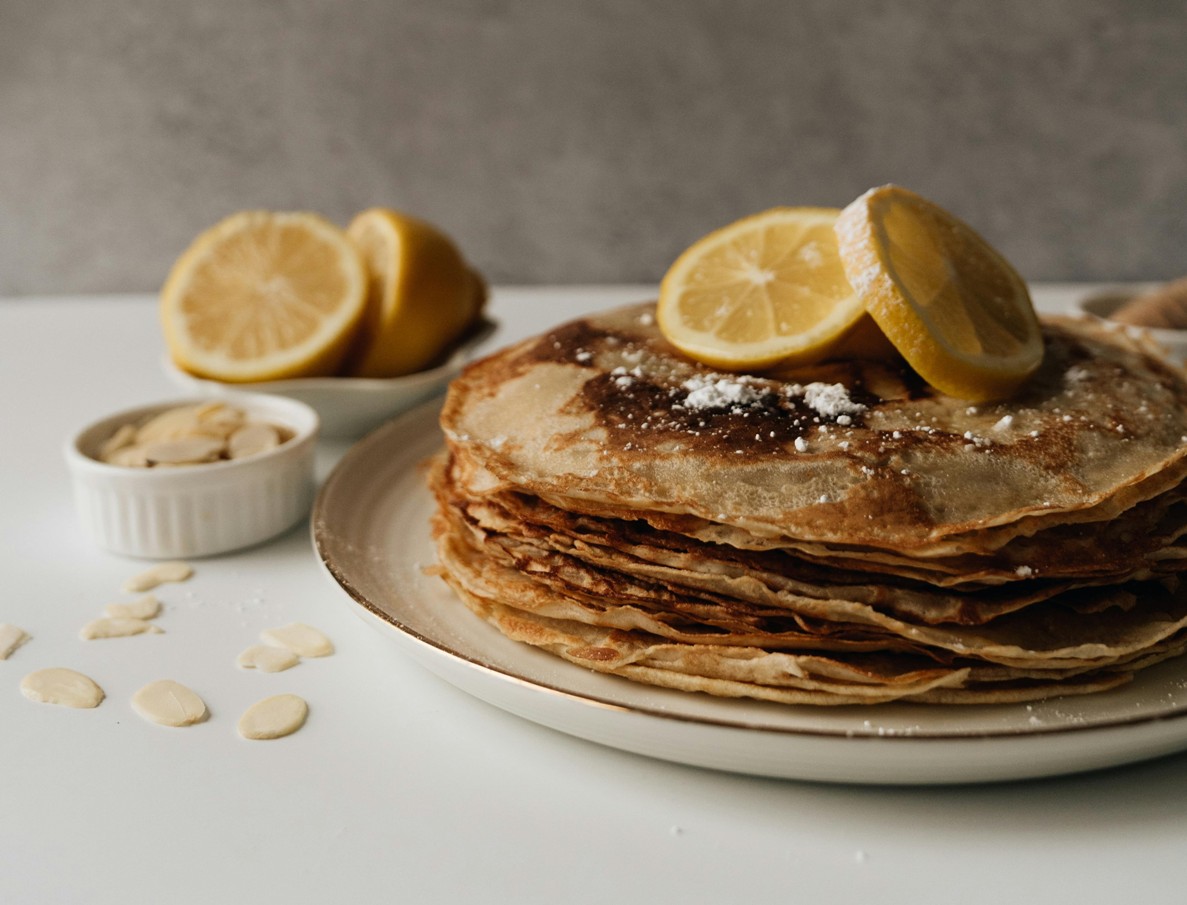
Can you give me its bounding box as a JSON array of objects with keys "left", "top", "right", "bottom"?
[
  {"left": 344, "top": 208, "right": 483, "bottom": 378},
  {"left": 161, "top": 211, "right": 367, "bottom": 383}
]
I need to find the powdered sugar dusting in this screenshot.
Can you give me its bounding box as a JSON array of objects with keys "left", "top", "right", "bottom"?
[
  {"left": 680, "top": 375, "right": 866, "bottom": 423},
  {"left": 992, "top": 415, "right": 1014, "bottom": 432},
  {"left": 797, "top": 382, "right": 867, "bottom": 419},
  {"left": 681, "top": 375, "right": 765, "bottom": 410}
]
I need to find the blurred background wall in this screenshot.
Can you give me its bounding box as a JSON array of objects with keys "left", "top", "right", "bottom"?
[{"left": 2, "top": 0, "right": 1186, "bottom": 295}]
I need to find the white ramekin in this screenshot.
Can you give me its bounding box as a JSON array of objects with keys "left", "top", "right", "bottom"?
[{"left": 64, "top": 394, "right": 320, "bottom": 559}]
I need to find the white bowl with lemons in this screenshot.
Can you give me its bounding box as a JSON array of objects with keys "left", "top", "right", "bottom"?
[
  {"left": 159, "top": 208, "right": 493, "bottom": 438},
  {"left": 164, "top": 319, "right": 495, "bottom": 438}
]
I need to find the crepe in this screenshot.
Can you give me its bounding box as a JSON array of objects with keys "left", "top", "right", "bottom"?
[
  {"left": 429, "top": 302, "right": 1187, "bottom": 705},
  {"left": 442, "top": 304, "right": 1187, "bottom": 553}
]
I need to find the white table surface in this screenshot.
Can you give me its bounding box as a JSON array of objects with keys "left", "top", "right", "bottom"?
[{"left": 5, "top": 283, "right": 1185, "bottom": 905}]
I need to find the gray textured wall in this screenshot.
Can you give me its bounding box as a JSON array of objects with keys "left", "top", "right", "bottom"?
[{"left": 3, "top": 0, "right": 1187, "bottom": 295}]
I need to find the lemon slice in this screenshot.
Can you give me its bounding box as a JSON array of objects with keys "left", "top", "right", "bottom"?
[
  {"left": 161, "top": 211, "right": 367, "bottom": 382},
  {"left": 657, "top": 207, "right": 866, "bottom": 371},
  {"left": 344, "top": 208, "right": 484, "bottom": 378},
  {"left": 835, "top": 185, "right": 1043, "bottom": 401}
]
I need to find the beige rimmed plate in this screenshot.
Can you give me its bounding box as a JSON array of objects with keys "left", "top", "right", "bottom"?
[{"left": 312, "top": 401, "right": 1187, "bottom": 785}]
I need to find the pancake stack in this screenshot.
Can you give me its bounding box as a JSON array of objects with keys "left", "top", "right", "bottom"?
[{"left": 430, "top": 303, "right": 1187, "bottom": 704}]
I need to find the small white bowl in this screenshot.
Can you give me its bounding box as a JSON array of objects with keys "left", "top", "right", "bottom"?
[
  {"left": 64, "top": 394, "right": 319, "bottom": 559},
  {"left": 163, "top": 320, "right": 497, "bottom": 438},
  {"left": 1075, "top": 290, "right": 1187, "bottom": 363}
]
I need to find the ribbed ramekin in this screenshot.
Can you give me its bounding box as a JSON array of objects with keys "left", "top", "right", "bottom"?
[{"left": 64, "top": 394, "right": 319, "bottom": 558}]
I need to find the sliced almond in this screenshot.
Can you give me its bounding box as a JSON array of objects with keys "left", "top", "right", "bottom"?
[
  {"left": 123, "top": 561, "right": 193, "bottom": 593},
  {"left": 0, "top": 623, "right": 29, "bottom": 660},
  {"left": 99, "top": 423, "right": 138, "bottom": 460},
  {"left": 143, "top": 436, "right": 225, "bottom": 466},
  {"left": 79, "top": 617, "right": 164, "bottom": 640},
  {"left": 193, "top": 401, "right": 246, "bottom": 440},
  {"left": 21, "top": 668, "right": 105, "bottom": 708},
  {"left": 104, "top": 594, "right": 161, "bottom": 620},
  {"left": 132, "top": 680, "right": 208, "bottom": 727},
  {"left": 237, "top": 644, "right": 300, "bottom": 673},
  {"left": 104, "top": 445, "right": 151, "bottom": 467},
  {"left": 238, "top": 694, "right": 308, "bottom": 740},
  {"left": 228, "top": 423, "right": 281, "bottom": 459},
  {"left": 260, "top": 623, "right": 334, "bottom": 658},
  {"left": 135, "top": 405, "right": 207, "bottom": 444}
]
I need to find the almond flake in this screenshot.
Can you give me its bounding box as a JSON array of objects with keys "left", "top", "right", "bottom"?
[
  {"left": 79, "top": 617, "right": 164, "bottom": 640},
  {"left": 260, "top": 623, "right": 333, "bottom": 658},
  {"left": 0, "top": 623, "right": 29, "bottom": 660},
  {"left": 123, "top": 561, "right": 193, "bottom": 593}
]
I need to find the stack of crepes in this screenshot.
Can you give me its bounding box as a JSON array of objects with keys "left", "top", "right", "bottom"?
[{"left": 429, "top": 303, "right": 1187, "bottom": 705}]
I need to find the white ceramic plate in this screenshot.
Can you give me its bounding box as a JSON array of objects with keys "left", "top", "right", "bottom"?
[
  {"left": 165, "top": 320, "right": 497, "bottom": 438},
  {"left": 313, "top": 401, "right": 1187, "bottom": 785}
]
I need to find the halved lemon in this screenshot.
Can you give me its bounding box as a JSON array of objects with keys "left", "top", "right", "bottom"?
[
  {"left": 161, "top": 211, "right": 367, "bottom": 382},
  {"left": 344, "top": 208, "right": 483, "bottom": 378},
  {"left": 657, "top": 207, "right": 866, "bottom": 371},
  {"left": 834, "top": 185, "right": 1043, "bottom": 401}
]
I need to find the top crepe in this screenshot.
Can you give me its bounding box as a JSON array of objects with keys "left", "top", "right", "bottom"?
[{"left": 441, "top": 303, "right": 1187, "bottom": 562}]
